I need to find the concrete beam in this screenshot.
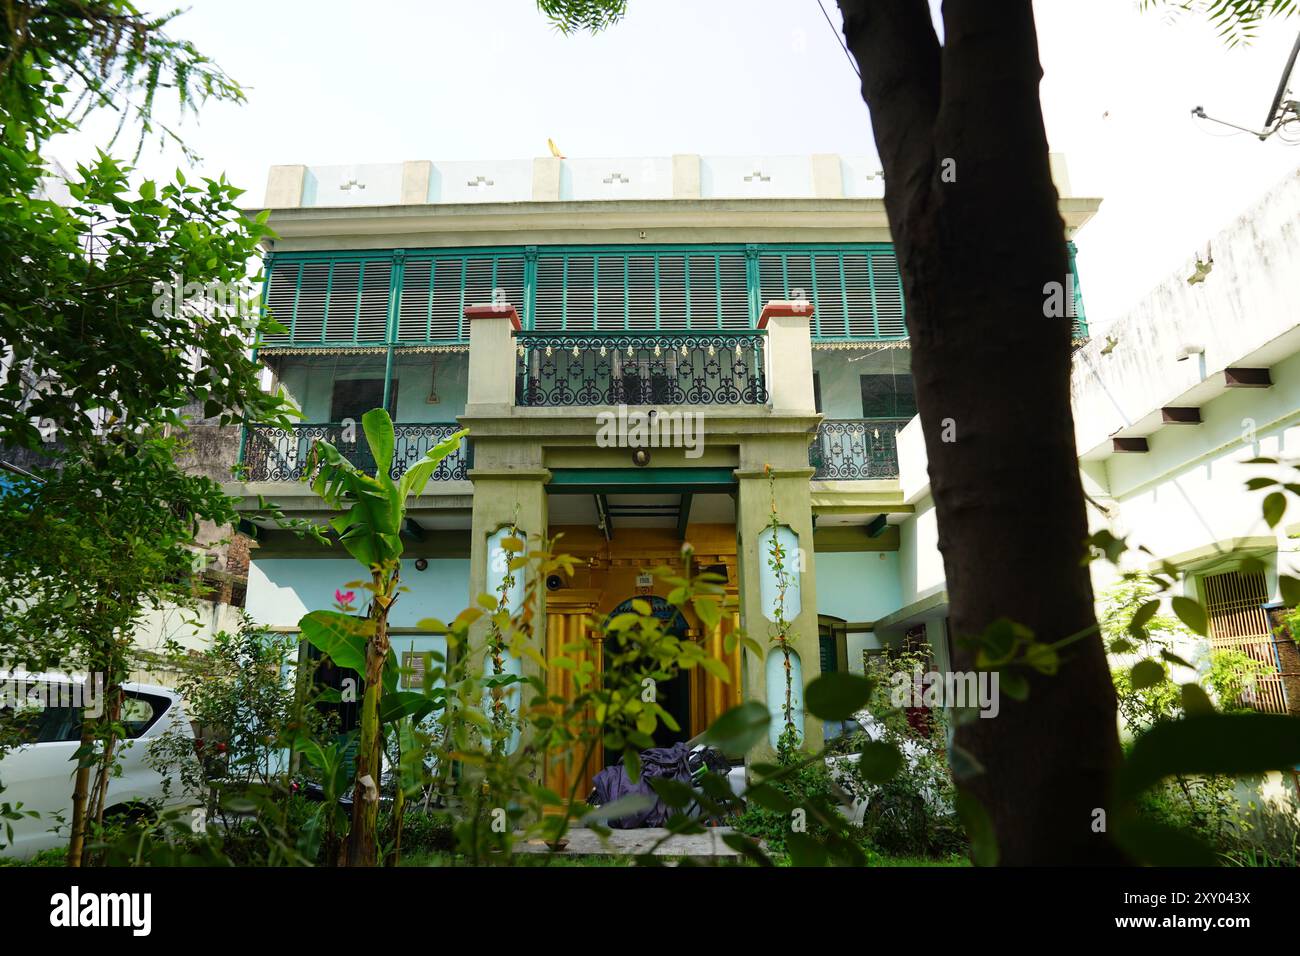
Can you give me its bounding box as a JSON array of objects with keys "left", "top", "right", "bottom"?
[
  {"left": 1113, "top": 436, "right": 1149, "bottom": 453},
  {"left": 1160, "top": 406, "right": 1202, "bottom": 424},
  {"left": 1224, "top": 367, "right": 1272, "bottom": 388}
]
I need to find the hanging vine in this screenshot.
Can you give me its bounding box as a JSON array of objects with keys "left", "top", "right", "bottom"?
[
  {"left": 485, "top": 515, "right": 524, "bottom": 757},
  {"left": 765, "top": 466, "right": 799, "bottom": 760}
]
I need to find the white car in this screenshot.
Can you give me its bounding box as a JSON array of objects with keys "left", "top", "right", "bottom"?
[
  {"left": 824, "top": 710, "right": 939, "bottom": 826},
  {"left": 0, "top": 672, "right": 192, "bottom": 859}
]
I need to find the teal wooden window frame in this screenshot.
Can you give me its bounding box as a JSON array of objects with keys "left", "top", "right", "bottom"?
[{"left": 258, "top": 242, "right": 1091, "bottom": 349}]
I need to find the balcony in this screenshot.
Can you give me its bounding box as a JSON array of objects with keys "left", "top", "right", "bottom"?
[
  {"left": 809, "top": 418, "right": 910, "bottom": 480},
  {"left": 242, "top": 422, "right": 469, "bottom": 482},
  {"left": 514, "top": 331, "right": 768, "bottom": 407}
]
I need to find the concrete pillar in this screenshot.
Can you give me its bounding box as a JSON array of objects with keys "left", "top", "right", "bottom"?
[
  {"left": 401, "top": 161, "right": 432, "bottom": 204},
  {"left": 465, "top": 303, "right": 520, "bottom": 416},
  {"left": 462, "top": 299, "right": 551, "bottom": 773},
  {"left": 811, "top": 154, "right": 843, "bottom": 198},
  {"left": 264, "top": 165, "right": 306, "bottom": 207},
  {"left": 532, "top": 157, "right": 562, "bottom": 201},
  {"left": 672, "top": 154, "right": 701, "bottom": 199},
  {"left": 735, "top": 435, "right": 821, "bottom": 759},
  {"left": 466, "top": 470, "right": 549, "bottom": 661},
  {"left": 759, "top": 300, "right": 817, "bottom": 416}
]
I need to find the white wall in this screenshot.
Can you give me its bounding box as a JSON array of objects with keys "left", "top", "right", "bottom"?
[
  {"left": 896, "top": 496, "right": 946, "bottom": 609},
  {"left": 134, "top": 600, "right": 246, "bottom": 655},
  {"left": 246, "top": 558, "right": 470, "bottom": 629},
  {"left": 815, "top": 551, "right": 901, "bottom": 622},
  {"left": 1072, "top": 169, "right": 1300, "bottom": 456},
  {"left": 1088, "top": 351, "right": 1300, "bottom": 598}
]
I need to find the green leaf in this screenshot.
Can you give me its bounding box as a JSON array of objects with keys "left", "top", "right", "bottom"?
[
  {"left": 361, "top": 408, "right": 395, "bottom": 478},
  {"left": 721, "top": 833, "right": 773, "bottom": 867},
  {"left": 804, "top": 672, "right": 874, "bottom": 721},
  {"left": 297, "top": 610, "right": 370, "bottom": 672},
  {"left": 955, "top": 792, "right": 998, "bottom": 866},
  {"left": 786, "top": 832, "right": 828, "bottom": 867},
  {"left": 1170, "top": 596, "right": 1208, "bottom": 636},
  {"left": 1000, "top": 670, "right": 1029, "bottom": 701},
  {"left": 1180, "top": 683, "right": 1215, "bottom": 716},
  {"left": 1127, "top": 599, "right": 1160, "bottom": 638},
  {"left": 857, "top": 740, "right": 904, "bottom": 784},
  {"left": 379, "top": 691, "right": 433, "bottom": 725},
  {"left": 582, "top": 793, "right": 658, "bottom": 825},
  {"left": 398, "top": 430, "right": 468, "bottom": 500},
  {"left": 1022, "top": 642, "right": 1059, "bottom": 675},
  {"left": 1113, "top": 817, "right": 1217, "bottom": 866},
  {"left": 648, "top": 777, "right": 696, "bottom": 810},
  {"left": 699, "top": 657, "right": 731, "bottom": 683},
  {"left": 1129, "top": 659, "right": 1167, "bottom": 690},
  {"left": 702, "top": 702, "right": 769, "bottom": 755},
  {"left": 1118, "top": 714, "right": 1300, "bottom": 801},
  {"left": 692, "top": 596, "right": 723, "bottom": 631},
  {"left": 1279, "top": 574, "right": 1300, "bottom": 607},
  {"left": 744, "top": 783, "right": 795, "bottom": 813},
  {"left": 1262, "top": 492, "right": 1286, "bottom": 528}
]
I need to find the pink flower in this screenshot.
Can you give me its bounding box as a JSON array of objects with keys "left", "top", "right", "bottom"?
[{"left": 335, "top": 589, "right": 356, "bottom": 606}]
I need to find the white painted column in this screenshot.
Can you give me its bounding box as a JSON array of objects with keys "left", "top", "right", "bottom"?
[
  {"left": 759, "top": 300, "right": 817, "bottom": 415},
  {"left": 465, "top": 303, "right": 521, "bottom": 416}
]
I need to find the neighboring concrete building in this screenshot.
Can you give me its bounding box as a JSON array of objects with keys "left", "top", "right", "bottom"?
[
  {"left": 228, "top": 153, "right": 1094, "bottom": 793},
  {"left": 1071, "top": 168, "right": 1300, "bottom": 719}
]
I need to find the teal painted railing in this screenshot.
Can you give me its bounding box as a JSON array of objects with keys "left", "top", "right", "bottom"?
[
  {"left": 809, "top": 418, "right": 911, "bottom": 480},
  {"left": 242, "top": 422, "right": 469, "bottom": 482}
]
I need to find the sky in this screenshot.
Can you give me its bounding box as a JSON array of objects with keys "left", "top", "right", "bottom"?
[{"left": 47, "top": 0, "right": 1300, "bottom": 330}]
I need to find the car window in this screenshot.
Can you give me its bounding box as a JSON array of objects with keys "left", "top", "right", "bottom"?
[
  {"left": 0, "top": 700, "right": 47, "bottom": 744},
  {"left": 121, "top": 692, "right": 170, "bottom": 739},
  {"left": 0, "top": 684, "right": 83, "bottom": 744},
  {"left": 0, "top": 686, "right": 171, "bottom": 744}
]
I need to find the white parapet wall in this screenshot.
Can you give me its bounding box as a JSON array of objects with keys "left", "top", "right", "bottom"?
[
  {"left": 1071, "top": 168, "right": 1300, "bottom": 458},
  {"left": 261, "top": 152, "right": 1078, "bottom": 209}
]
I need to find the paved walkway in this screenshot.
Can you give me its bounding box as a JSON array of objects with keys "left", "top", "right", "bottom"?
[{"left": 512, "top": 826, "right": 740, "bottom": 859}]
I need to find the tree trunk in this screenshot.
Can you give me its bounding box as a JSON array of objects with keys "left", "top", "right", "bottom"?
[
  {"left": 66, "top": 719, "right": 95, "bottom": 868},
  {"left": 838, "top": 0, "right": 1123, "bottom": 863},
  {"left": 89, "top": 683, "right": 123, "bottom": 833},
  {"left": 343, "top": 572, "right": 391, "bottom": 867}
]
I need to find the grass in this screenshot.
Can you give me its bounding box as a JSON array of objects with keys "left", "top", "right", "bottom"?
[
  {"left": 0, "top": 846, "right": 67, "bottom": 867},
  {"left": 865, "top": 851, "right": 969, "bottom": 867},
  {"left": 399, "top": 847, "right": 969, "bottom": 867},
  {"left": 399, "top": 850, "right": 744, "bottom": 867}
]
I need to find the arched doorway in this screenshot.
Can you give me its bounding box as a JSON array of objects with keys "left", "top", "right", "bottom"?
[{"left": 603, "top": 595, "right": 692, "bottom": 757}]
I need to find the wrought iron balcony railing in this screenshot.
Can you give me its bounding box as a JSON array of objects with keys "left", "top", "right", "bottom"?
[
  {"left": 809, "top": 418, "right": 910, "bottom": 480},
  {"left": 242, "top": 423, "right": 469, "bottom": 482},
  {"left": 514, "top": 332, "right": 768, "bottom": 407}
]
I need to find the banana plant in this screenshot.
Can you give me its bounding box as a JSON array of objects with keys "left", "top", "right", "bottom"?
[{"left": 297, "top": 408, "right": 466, "bottom": 866}]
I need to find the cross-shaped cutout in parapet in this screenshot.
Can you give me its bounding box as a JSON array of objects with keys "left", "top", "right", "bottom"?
[
  {"left": 603, "top": 172, "right": 630, "bottom": 184},
  {"left": 744, "top": 169, "right": 770, "bottom": 183},
  {"left": 467, "top": 175, "right": 495, "bottom": 187},
  {"left": 340, "top": 178, "right": 366, "bottom": 191}
]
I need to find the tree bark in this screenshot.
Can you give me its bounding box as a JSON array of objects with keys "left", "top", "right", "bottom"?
[
  {"left": 343, "top": 571, "right": 391, "bottom": 867},
  {"left": 66, "top": 719, "right": 94, "bottom": 868},
  {"left": 838, "top": 0, "right": 1123, "bottom": 863}
]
